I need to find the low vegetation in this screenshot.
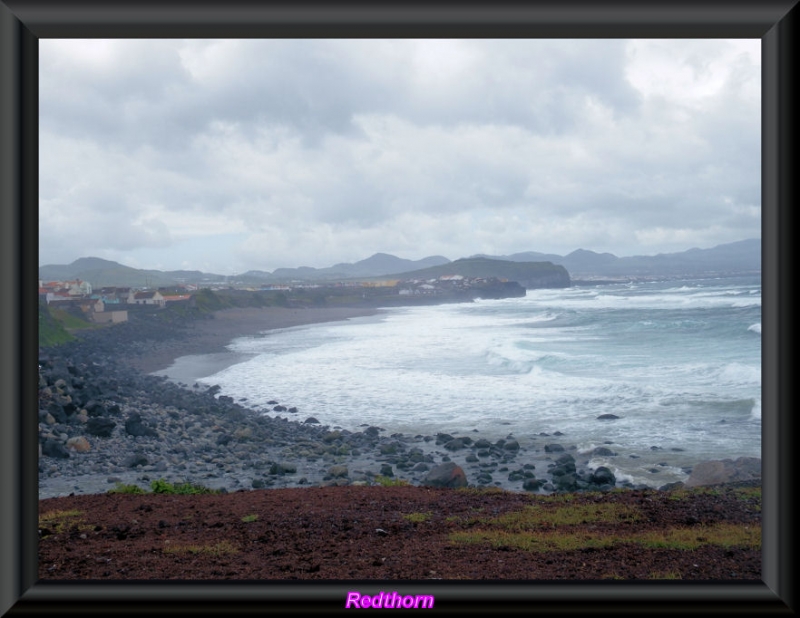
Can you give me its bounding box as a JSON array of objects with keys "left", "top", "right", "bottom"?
[
  {"left": 373, "top": 475, "right": 411, "bottom": 487},
  {"left": 401, "top": 512, "right": 432, "bottom": 524},
  {"left": 38, "top": 509, "right": 86, "bottom": 535},
  {"left": 38, "top": 304, "right": 77, "bottom": 347},
  {"left": 108, "top": 479, "right": 221, "bottom": 495},
  {"left": 447, "top": 487, "right": 761, "bottom": 554},
  {"left": 162, "top": 539, "right": 239, "bottom": 556}
]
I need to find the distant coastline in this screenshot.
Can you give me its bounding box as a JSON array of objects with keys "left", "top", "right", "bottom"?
[{"left": 39, "top": 238, "right": 760, "bottom": 289}]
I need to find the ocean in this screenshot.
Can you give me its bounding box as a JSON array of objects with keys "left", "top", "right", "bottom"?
[{"left": 183, "top": 275, "right": 762, "bottom": 488}]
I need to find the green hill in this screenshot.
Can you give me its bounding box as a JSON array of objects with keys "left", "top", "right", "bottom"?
[
  {"left": 39, "top": 257, "right": 228, "bottom": 288},
  {"left": 388, "top": 257, "right": 571, "bottom": 289}
]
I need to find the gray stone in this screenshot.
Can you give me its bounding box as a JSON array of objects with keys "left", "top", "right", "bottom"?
[
  {"left": 685, "top": 457, "right": 761, "bottom": 487},
  {"left": 328, "top": 465, "right": 349, "bottom": 478}
]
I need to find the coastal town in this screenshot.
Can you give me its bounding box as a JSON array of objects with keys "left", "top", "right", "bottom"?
[{"left": 38, "top": 273, "right": 527, "bottom": 326}]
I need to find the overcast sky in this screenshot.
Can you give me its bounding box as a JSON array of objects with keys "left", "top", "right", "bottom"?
[{"left": 39, "top": 39, "right": 760, "bottom": 275}]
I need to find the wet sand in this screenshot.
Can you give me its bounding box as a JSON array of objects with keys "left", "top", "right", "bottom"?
[{"left": 124, "top": 306, "right": 383, "bottom": 376}]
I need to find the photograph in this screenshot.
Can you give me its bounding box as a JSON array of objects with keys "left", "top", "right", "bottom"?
[{"left": 2, "top": 1, "right": 795, "bottom": 615}]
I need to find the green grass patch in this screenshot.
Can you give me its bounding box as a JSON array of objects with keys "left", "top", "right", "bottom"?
[
  {"left": 241, "top": 514, "right": 259, "bottom": 523},
  {"left": 149, "top": 479, "right": 221, "bottom": 495},
  {"left": 449, "top": 521, "right": 761, "bottom": 553},
  {"left": 456, "top": 486, "right": 510, "bottom": 497},
  {"left": 50, "top": 307, "right": 99, "bottom": 330},
  {"left": 450, "top": 529, "right": 618, "bottom": 552},
  {"left": 666, "top": 486, "right": 722, "bottom": 501},
  {"left": 106, "top": 479, "right": 220, "bottom": 495},
  {"left": 373, "top": 475, "right": 411, "bottom": 487},
  {"left": 38, "top": 304, "right": 77, "bottom": 346},
  {"left": 39, "top": 509, "right": 86, "bottom": 535},
  {"left": 543, "top": 492, "right": 580, "bottom": 503},
  {"left": 635, "top": 523, "right": 761, "bottom": 550},
  {"left": 649, "top": 571, "right": 683, "bottom": 580},
  {"left": 732, "top": 486, "right": 762, "bottom": 512},
  {"left": 732, "top": 486, "right": 761, "bottom": 500},
  {"left": 447, "top": 492, "right": 760, "bottom": 554},
  {"left": 108, "top": 483, "right": 148, "bottom": 494},
  {"left": 401, "top": 512, "right": 432, "bottom": 523},
  {"left": 163, "top": 539, "right": 239, "bottom": 556},
  {"left": 484, "top": 503, "right": 641, "bottom": 530}
]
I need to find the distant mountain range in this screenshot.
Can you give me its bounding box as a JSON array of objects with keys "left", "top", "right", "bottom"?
[
  {"left": 239, "top": 253, "right": 451, "bottom": 283},
  {"left": 39, "top": 238, "right": 760, "bottom": 288},
  {"left": 472, "top": 238, "right": 761, "bottom": 279}
]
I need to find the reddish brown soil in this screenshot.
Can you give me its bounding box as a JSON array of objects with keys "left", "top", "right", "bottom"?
[{"left": 38, "top": 483, "right": 761, "bottom": 581}]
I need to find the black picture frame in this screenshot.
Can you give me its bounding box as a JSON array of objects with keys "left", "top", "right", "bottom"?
[{"left": 1, "top": 1, "right": 795, "bottom": 614}]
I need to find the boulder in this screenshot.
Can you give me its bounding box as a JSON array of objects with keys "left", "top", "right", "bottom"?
[
  {"left": 522, "top": 478, "right": 545, "bottom": 492},
  {"left": 66, "top": 436, "right": 91, "bottom": 453},
  {"left": 123, "top": 453, "right": 149, "bottom": 468},
  {"left": 553, "top": 472, "right": 580, "bottom": 491},
  {"left": 41, "top": 438, "right": 70, "bottom": 459},
  {"left": 124, "top": 413, "right": 158, "bottom": 438},
  {"left": 443, "top": 438, "right": 467, "bottom": 451},
  {"left": 86, "top": 417, "right": 116, "bottom": 437},
  {"left": 327, "top": 465, "right": 349, "bottom": 479},
  {"left": 554, "top": 453, "right": 576, "bottom": 470},
  {"left": 269, "top": 462, "right": 297, "bottom": 475},
  {"left": 589, "top": 466, "right": 616, "bottom": 486},
  {"left": 685, "top": 457, "right": 761, "bottom": 487},
  {"left": 422, "top": 462, "right": 468, "bottom": 489},
  {"left": 84, "top": 400, "right": 107, "bottom": 417}
]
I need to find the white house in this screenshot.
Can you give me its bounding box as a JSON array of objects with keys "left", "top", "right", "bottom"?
[{"left": 127, "top": 290, "right": 166, "bottom": 307}]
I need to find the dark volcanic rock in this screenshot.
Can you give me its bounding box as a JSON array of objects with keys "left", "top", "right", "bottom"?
[
  {"left": 522, "top": 477, "right": 545, "bottom": 491},
  {"left": 42, "top": 439, "right": 70, "bottom": 459},
  {"left": 589, "top": 466, "right": 617, "bottom": 487},
  {"left": 443, "top": 438, "right": 467, "bottom": 451},
  {"left": 124, "top": 413, "right": 159, "bottom": 439},
  {"left": 85, "top": 417, "right": 116, "bottom": 438},
  {"left": 590, "top": 446, "right": 617, "bottom": 457},
  {"left": 123, "top": 453, "right": 149, "bottom": 468}
]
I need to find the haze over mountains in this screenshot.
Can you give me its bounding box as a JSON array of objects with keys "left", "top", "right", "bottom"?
[
  {"left": 472, "top": 238, "right": 760, "bottom": 279},
  {"left": 39, "top": 239, "right": 760, "bottom": 289}
]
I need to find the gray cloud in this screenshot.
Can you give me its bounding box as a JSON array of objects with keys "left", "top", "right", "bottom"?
[{"left": 39, "top": 39, "right": 761, "bottom": 273}]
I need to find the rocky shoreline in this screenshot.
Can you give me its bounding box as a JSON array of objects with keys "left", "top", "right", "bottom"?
[{"left": 38, "top": 306, "right": 760, "bottom": 499}]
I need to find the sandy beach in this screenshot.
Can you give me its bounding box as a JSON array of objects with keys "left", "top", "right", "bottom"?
[{"left": 123, "top": 306, "right": 382, "bottom": 376}]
